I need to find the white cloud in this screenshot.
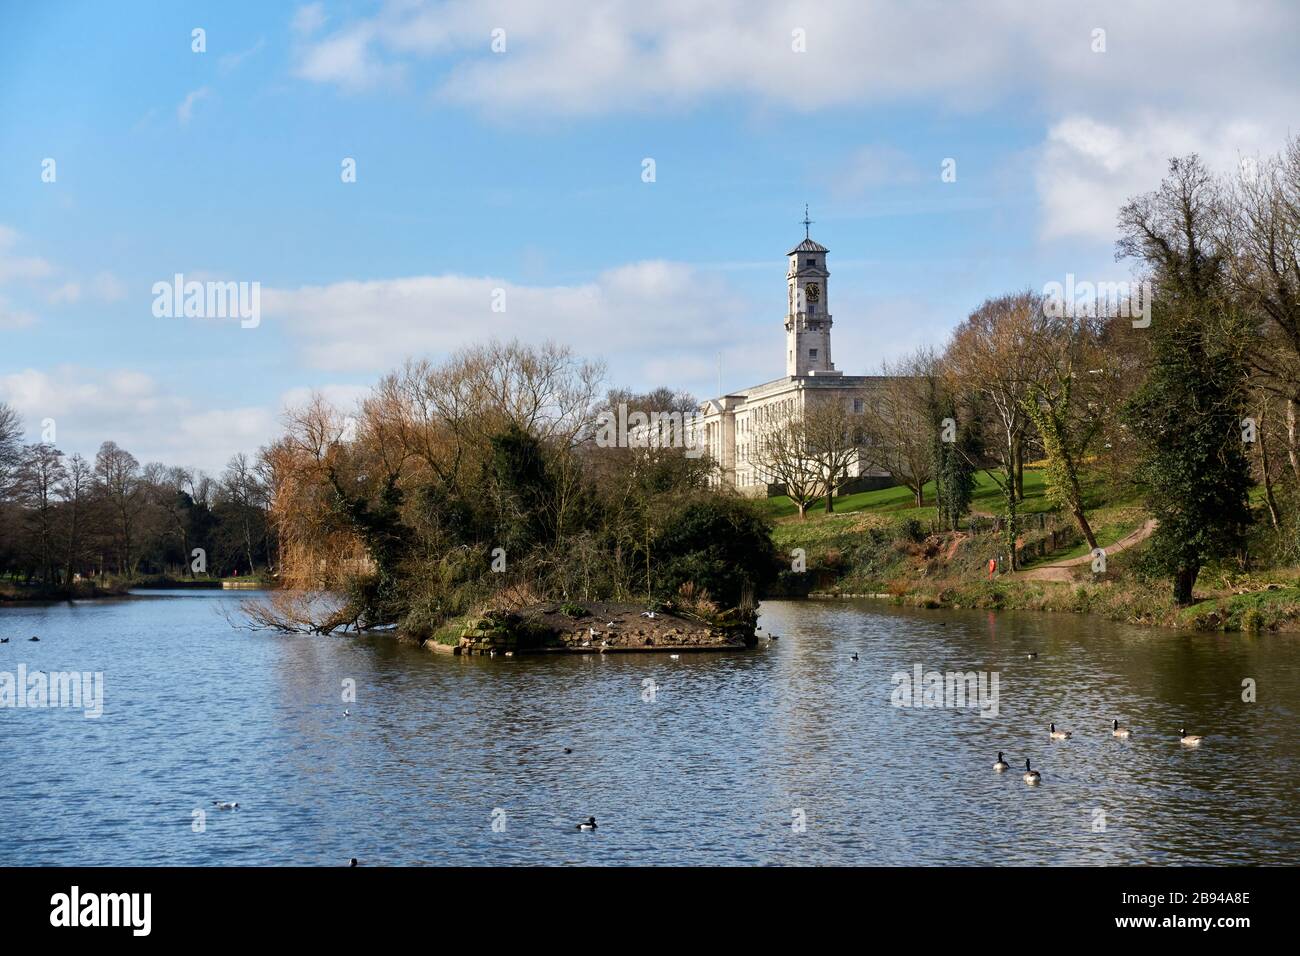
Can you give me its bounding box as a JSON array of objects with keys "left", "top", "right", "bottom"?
[
  {"left": 0, "top": 296, "right": 36, "bottom": 329},
  {"left": 0, "top": 225, "right": 54, "bottom": 283},
  {"left": 289, "top": 0, "right": 1300, "bottom": 121},
  {"left": 262, "top": 261, "right": 764, "bottom": 391},
  {"left": 830, "top": 145, "right": 921, "bottom": 198},
  {"left": 292, "top": 3, "right": 328, "bottom": 37},
  {"left": 0, "top": 367, "right": 281, "bottom": 474},
  {"left": 1035, "top": 112, "right": 1280, "bottom": 242},
  {"left": 219, "top": 37, "right": 265, "bottom": 73},
  {"left": 177, "top": 87, "right": 210, "bottom": 124},
  {"left": 48, "top": 282, "right": 81, "bottom": 305}
]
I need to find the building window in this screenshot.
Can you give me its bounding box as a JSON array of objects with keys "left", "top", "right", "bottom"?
[
  {"left": 853, "top": 398, "right": 864, "bottom": 413},
  {"left": 808, "top": 304, "right": 816, "bottom": 315},
  {"left": 806, "top": 259, "right": 815, "bottom": 268},
  {"left": 809, "top": 349, "right": 818, "bottom": 359}
]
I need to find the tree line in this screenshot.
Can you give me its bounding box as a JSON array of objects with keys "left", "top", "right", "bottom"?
[
  {"left": 0, "top": 414, "right": 272, "bottom": 590},
  {"left": 821, "top": 136, "right": 1300, "bottom": 604}
]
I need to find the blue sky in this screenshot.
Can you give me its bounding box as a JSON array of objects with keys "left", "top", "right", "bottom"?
[{"left": 2, "top": 0, "right": 1297, "bottom": 472}]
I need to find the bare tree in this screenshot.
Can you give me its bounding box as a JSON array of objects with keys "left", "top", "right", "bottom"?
[
  {"left": 0, "top": 403, "right": 23, "bottom": 502},
  {"left": 861, "top": 352, "right": 936, "bottom": 507},
  {"left": 94, "top": 441, "right": 143, "bottom": 576},
  {"left": 58, "top": 453, "right": 92, "bottom": 583},
  {"left": 752, "top": 412, "right": 824, "bottom": 519},
  {"left": 803, "top": 395, "right": 865, "bottom": 513},
  {"left": 19, "top": 443, "right": 66, "bottom": 583}
]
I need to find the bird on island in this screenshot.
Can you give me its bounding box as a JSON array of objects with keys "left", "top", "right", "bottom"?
[
  {"left": 213, "top": 801, "right": 239, "bottom": 810},
  {"left": 1179, "top": 727, "right": 1204, "bottom": 746},
  {"left": 576, "top": 816, "right": 597, "bottom": 830},
  {"left": 349, "top": 858, "right": 359, "bottom": 867},
  {"left": 488, "top": 649, "right": 497, "bottom": 657},
  {"left": 1049, "top": 722, "right": 1072, "bottom": 740},
  {"left": 1023, "top": 759, "right": 1041, "bottom": 785},
  {"left": 581, "top": 641, "right": 591, "bottom": 648},
  {"left": 604, "top": 621, "right": 617, "bottom": 628},
  {"left": 640, "top": 611, "right": 657, "bottom": 619},
  {"left": 1111, "top": 719, "right": 1131, "bottom": 738},
  {"left": 994, "top": 751, "right": 1010, "bottom": 772}
]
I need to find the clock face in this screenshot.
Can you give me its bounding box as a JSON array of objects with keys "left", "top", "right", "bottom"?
[{"left": 804, "top": 282, "right": 821, "bottom": 303}]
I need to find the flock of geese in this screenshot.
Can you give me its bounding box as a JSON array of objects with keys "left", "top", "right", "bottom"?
[{"left": 1000, "top": 720, "right": 1205, "bottom": 785}]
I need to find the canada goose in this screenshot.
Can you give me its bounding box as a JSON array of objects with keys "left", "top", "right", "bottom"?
[
  {"left": 993, "top": 751, "right": 1010, "bottom": 772},
  {"left": 343, "top": 709, "right": 351, "bottom": 717},
  {"left": 1179, "top": 727, "right": 1203, "bottom": 746},
  {"left": 577, "top": 816, "right": 597, "bottom": 830},
  {"left": 349, "top": 858, "right": 359, "bottom": 867},
  {"left": 563, "top": 747, "right": 572, "bottom": 754},
  {"left": 1023, "top": 759, "right": 1041, "bottom": 785},
  {"left": 850, "top": 653, "right": 859, "bottom": 661},
  {"left": 1111, "top": 719, "right": 1131, "bottom": 738},
  {"left": 212, "top": 801, "right": 239, "bottom": 810},
  {"left": 1049, "top": 722, "right": 1072, "bottom": 740}
]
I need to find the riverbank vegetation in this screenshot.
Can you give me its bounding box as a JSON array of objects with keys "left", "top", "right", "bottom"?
[
  {"left": 0, "top": 408, "right": 272, "bottom": 600},
  {"left": 250, "top": 342, "right": 777, "bottom": 638},
  {"left": 771, "top": 135, "right": 1300, "bottom": 628}
]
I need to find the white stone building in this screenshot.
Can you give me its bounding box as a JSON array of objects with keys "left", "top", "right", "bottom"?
[{"left": 693, "top": 218, "right": 892, "bottom": 495}]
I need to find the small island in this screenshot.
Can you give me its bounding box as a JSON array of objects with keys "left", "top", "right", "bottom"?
[{"left": 415, "top": 601, "right": 758, "bottom": 655}]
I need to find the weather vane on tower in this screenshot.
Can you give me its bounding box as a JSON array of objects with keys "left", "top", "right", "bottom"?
[{"left": 803, "top": 203, "right": 813, "bottom": 240}]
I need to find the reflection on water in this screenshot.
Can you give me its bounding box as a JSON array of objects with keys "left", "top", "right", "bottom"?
[{"left": 0, "top": 591, "right": 1297, "bottom": 865}]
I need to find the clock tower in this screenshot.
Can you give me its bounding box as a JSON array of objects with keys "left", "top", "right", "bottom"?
[{"left": 785, "top": 206, "right": 838, "bottom": 377}]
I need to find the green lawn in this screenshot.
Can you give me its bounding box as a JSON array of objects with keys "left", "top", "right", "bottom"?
[{"left": 759, "top": 468, "right": 1050, "bottom": 522}]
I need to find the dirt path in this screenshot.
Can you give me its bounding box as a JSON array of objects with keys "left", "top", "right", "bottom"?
[{"left": 1016, "top": 519, "right": 1156, "bottom": 582}]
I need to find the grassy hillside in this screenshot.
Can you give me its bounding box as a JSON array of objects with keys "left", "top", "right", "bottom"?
[{"left": 765, "top": 466, "right": 1300, "bottom": 632}]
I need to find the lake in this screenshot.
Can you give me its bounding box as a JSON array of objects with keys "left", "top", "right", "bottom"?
[{"left": 1, "top": 590, "right": 1296, "bottom": 865}]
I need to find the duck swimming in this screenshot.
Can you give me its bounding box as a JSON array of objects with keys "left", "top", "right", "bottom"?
[
  {"left": 212, "top": 801, "right": 239, "bottom": 810},
  {"left": 576, "top": 816, "right": 597, "bottom": 830}
]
